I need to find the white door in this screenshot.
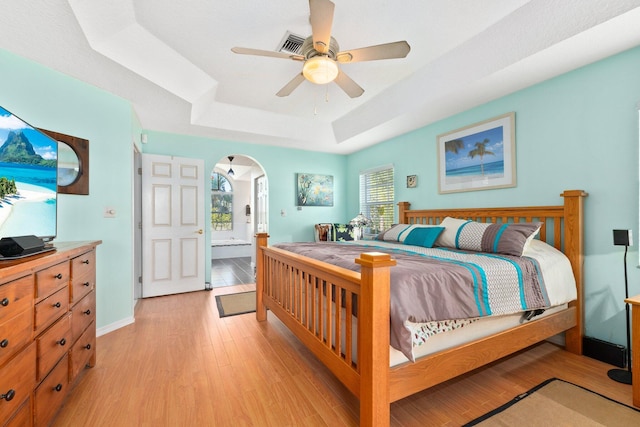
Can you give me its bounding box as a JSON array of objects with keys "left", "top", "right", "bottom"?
[
  {"left": 255, "top": 175, "right": 268, "bottom": 233},
  {"left": 141, "top": 154, "right": 205, "bottom": 297},
  {"left": 133, "top": 148, "right": 142, "bottom": 300}
]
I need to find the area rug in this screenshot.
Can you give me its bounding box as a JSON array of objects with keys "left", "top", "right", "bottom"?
[
  {"left": 215, "top": 291, "right": 256, "bottom": 318},
  {"left": 464, "top": 378, "right": 640, "bottom": 426}
]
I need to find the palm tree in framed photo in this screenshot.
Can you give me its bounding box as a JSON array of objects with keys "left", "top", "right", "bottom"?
[
  {"left": 445, "top": 138, "right": 465, "bottom": 154},
  {"left": 468, "top": 138, "right": 495, "bottom": 176}
]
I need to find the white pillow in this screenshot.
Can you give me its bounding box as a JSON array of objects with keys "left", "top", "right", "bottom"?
[{"left": 434, "top": 217, "right": 468, "bottom": 247}]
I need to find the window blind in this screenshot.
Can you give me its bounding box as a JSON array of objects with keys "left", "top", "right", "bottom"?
[{"left": 359, "top": 165, "right": 394, "bottom": 233}]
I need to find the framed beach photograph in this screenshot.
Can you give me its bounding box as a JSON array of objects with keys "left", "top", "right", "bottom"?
[
  {"left": 437, "top": 112, "right": 516, "bottom": 194},
  {"left": 296, "top": 173, "right": 334, "bottom": 206}
]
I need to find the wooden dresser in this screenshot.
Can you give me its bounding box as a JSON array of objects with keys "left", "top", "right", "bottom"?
[{"left": 0, "top": 241, "right": 101, "bottom": 427}]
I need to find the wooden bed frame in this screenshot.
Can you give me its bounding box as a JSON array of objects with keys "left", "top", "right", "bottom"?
[{"left": 255, "top": 190, "right": 587, "bottom": 426}]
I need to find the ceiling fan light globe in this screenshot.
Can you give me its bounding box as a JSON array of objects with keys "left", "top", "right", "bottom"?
[{"left": 303, "top": 56, "right": 339, "bottom": 84}]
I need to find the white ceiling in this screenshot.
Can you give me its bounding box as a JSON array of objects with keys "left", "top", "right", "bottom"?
[{"left": 1, "top": 0, "right": 640, "bottom": 154}]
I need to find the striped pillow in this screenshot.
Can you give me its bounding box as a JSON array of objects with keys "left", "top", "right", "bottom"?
[
  {"left": 435, "top": 217, "right": 541, "bottom": 257},
  {"left": 380, "top": 224, "right": 445, "bottom": 248}
]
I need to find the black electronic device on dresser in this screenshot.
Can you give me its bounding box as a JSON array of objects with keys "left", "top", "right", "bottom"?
[{"left": 0, "top": 235, "right": 47, "bottom": 257}]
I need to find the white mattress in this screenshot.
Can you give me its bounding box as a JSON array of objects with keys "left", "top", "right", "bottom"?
[{"left": 389, "top": 303, "right": 567, "bottom": 367}]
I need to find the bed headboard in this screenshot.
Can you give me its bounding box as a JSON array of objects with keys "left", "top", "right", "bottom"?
[{"left": 398, "top": 190, "right": 586, "bottom": 251}]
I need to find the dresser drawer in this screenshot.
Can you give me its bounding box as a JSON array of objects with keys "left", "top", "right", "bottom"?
[
  {"left": 5, "top": 397, "right": 32, "bottom": 427},
  {"left": 70, "top": 322, "right": 96, "bottom": 382},
  {"left": 34, "top": 286, "right": 69, "bottom": 334},
  {"left": 0, "top": 309, "right": 33, "bottom": 367},
  {"left": 34, "top": 353, "right": 69, "bottom": 427},
  {"left": 70, "top": 251, "right": 96, "bottom": 304},
  {"left": 0, "top": 275, "right": 32, "bottom": 324},
  {"left": 35, "top": 261, "right": 69, "bottom": 301},
  {"left": 70, "top": 270, "right": 94, "bottom": 306},
  {"left": 71, "top": 290, "right": 95, "bottom": 341},
  {"left": 71, "top": 250, "right": 95, "bottom": 279},
  {"left": 0, "top": 342, "right": 36, "bottom": 423},
  {"left": 70, "top": 251, "right": 95, "bottom": 304},
  {"left": 36, "top": 314, "right": 71, "bottom": 382}
]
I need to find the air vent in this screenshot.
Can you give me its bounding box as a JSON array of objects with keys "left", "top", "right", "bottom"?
[{"left": 278, "top": 32, "right": 306, "bottom": 55}]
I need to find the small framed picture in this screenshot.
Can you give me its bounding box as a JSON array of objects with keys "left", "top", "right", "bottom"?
[{"left": 406, "top": 175, "right": 417, "bottom": 188}]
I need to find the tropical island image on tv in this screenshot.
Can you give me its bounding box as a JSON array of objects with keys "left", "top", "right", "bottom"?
[{"left": 0, "top": 106, "right": 57, "bottom": 239}]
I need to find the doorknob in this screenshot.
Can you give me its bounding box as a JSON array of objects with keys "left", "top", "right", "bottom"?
[{"left": 197, "top": 229, "right": 203, "bottom": 234}]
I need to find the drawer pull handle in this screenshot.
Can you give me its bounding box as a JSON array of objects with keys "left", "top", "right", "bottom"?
[
  {"left": 0, "top": 389, "right": 15, "bottom": 401},
  {"left": 54, "top": 384, "right": 63, "bottom": 392},
  {"left": 0, "top": 339, "right": 8, "bottom": 348},
  {"left": 83, "top": 281, "right": 91, "bottom": 287},
  {"left": 55, "top": 273, "right": 63, "bottom": 279},
  {"left": 85, "top": 344, "right": 92, "bottom": 350},
  {"left": 83, "top": 309, "right": 91, "bottom": 315},
  {"left": 53, "top": 302, "right": 62, "bottom": 308},
  {"left": 82, "top": 259, "right": 90, "bottom": 264},
  {"left": 0, "top": 297, "right": 8, "bottom": 307},
  {"left": 57, "top": 338, "right": 67, "bottom": 346}
]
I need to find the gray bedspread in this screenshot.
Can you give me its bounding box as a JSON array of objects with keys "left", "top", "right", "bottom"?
[{"left": 273, "top": 241, "right": 549, "bottom": 361}]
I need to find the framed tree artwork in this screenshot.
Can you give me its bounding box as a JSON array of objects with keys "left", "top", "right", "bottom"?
[
  {"left": 437, "top": 112, "right": 516, "bottom": 194},
  {"left": 296, "top": 173, "right": 334, "bottom": 206}
]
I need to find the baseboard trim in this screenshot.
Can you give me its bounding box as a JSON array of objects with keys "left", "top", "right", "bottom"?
[{"left": 97, "top": 316, "right": 135, "bottom": 337}]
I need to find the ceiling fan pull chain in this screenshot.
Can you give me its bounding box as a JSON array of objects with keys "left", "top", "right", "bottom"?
[{"left": 325, "top": 85, "right": 330, "bottom": 103}]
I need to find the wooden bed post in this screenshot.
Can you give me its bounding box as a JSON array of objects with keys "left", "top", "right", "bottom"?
[
  {"left": 255, "top": 232, "right": 269, "bottom": 322},
  {"left": 398, "top": 201, "right": 411, "bottom": 224},
  {"left": 356, "top": 252, "right": 397, "bottom": 427},
  {"left": 561, "top": 190, "right": 588, "bottom": 354}
]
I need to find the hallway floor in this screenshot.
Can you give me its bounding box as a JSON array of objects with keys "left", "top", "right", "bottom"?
[{"left": 210, "top": 257, "right": 254, "bottom": 287}]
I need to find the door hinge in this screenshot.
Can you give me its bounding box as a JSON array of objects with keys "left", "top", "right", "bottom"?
[
  {"left": 138, "top": 167, "right": 142, "bottom": 175},
  {"left": 138, "top": 276, "right": 142, "bottom": 283}
]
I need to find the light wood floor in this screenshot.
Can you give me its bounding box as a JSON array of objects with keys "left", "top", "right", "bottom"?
[{"left": 53, "top": 285, "right": 635, "bottom": 426}]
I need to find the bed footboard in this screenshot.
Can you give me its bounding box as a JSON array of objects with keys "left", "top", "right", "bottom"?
[{"left": 255, "top": 233, "right": 396, "bottom": 426}]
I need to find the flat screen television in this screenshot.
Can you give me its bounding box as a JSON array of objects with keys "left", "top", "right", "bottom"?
[{"left": 0, "top": 105, "right": 58, "bottom": 258}]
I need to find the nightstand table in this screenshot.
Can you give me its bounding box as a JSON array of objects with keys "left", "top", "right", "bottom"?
[{"left": 625, "top": 294, "right": 640, "bottom": 406}]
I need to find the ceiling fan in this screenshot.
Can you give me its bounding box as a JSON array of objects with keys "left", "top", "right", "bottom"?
[{"left": 231, "top": 0, "right": 410, "bottom": 98}]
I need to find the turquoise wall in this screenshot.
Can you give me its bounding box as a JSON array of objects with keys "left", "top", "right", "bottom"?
[
  {"left": 347, "top": 46, "right": 640, "bottom": 345},
  {"left": 2, "top": 43, "right": 639, "bottom": 348},
  {"left": 0, "top": 49, "right": 136, "bottom": 332}
]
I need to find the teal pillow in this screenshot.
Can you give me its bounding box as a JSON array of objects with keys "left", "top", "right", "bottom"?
[{"left": 403, "top": 227, "right": 445, "bottom": 248}]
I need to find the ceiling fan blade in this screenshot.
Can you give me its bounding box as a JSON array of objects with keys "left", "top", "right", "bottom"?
[
  {"left": 336, "top": 41, "right": 411, "bottom": 63},
  {"left": 309, "top": 0, "right": 335, "bottom": 54},
  {"left": 231, "top": 47, "right": 304, "bottom": 61},
  {"left": 276, "top": 73, "right": 306, "bottom": 97},
  {"left": 334, "top": 70, "right": 364, "bottom": 98}
]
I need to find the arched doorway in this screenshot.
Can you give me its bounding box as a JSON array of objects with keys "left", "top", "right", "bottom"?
[{"left": 209, "top": 154, "right": 268, "bottom": 287}]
